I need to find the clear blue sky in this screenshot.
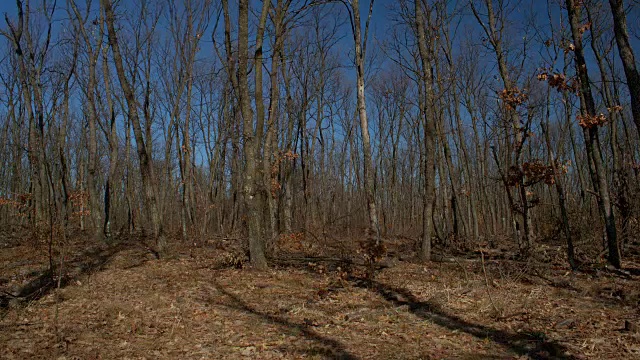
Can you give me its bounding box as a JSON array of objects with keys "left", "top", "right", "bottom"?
[{"left": 1, "top": 0, "right": 637, "bottom": 100}]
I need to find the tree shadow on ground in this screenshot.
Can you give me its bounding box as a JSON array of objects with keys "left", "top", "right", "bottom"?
[
  {"left": 525, "top": 262, "right": 640, "bottom": 309},
  {"left": 360, "top": 280, "right": 577, "bottom": 360},
  {"left": 0, "top": 240, "right": 153, "bottom": 309},
  {"left": 211, "top": 280, "right": 358, "bottom": 360}
]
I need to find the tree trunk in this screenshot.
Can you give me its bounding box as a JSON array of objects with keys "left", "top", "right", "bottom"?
[
  {"left": 102, "top": 0, "right": 165, "bottom": 254},
  {"left": 352, "top": 0, "right": 381, "bottom": 245},
  {"left": 236, "top": 0, "right": 268, "bottom": 269},
  {"left": 565, "top": 0, "right": 621, "bottom": 268},
  {"left": 415, "top": 0, "right": 437, "bottom": 261},
  {"left": 608, "top": 0, "right": 640, "bottom": 142}
]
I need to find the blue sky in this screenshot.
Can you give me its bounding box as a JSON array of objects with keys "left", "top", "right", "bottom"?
[
  {"left": 2, "top": 0, "right": 636, "bottom": 102},
  {"left": 1, "top": 0, "right": 637, "bottom": 125},
  {"left": 1, "top": 0, "right": 638, "bottom": 171}
]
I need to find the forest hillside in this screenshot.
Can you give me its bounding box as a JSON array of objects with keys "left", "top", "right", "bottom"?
[{"left": 1, "top": 0, "right": 640, "bottom": 358}]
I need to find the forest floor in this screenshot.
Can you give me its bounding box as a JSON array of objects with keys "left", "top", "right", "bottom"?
[{"left": 1, "top": 228, "right": 640, "bottom": 359}]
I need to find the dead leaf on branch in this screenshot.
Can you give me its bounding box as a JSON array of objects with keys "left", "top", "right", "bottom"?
[
  {"left": 498, "top": 87, "right": 528, "bottom": 110},
  {"left": 577, "top": 113, "right": 607, "bottom": 129}
]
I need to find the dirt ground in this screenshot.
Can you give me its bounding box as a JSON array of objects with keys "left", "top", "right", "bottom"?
[{"left": 1, "top": 231, "right": 639, "bottom": 359}]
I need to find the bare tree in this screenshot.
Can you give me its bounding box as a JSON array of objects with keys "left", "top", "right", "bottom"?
[
  {"left": 414, "top": 0, "right": 437, "bottom": 261},
  {"left": 101, "top": 0, "right": 166, "bottom": 255},
  {"left": 565, "top": 0, "right": 621, "bottom": 268},
  {"left": 608, "top": 0, "right": 640, "bottom": 141},
  {"left": 350, "top": 0, "right": 381, "bottom": 246},
  {"left": 69, "top": 0, "right": 104, "bottom": 241},
  {"left": 2, "top": 0, "right": 56, "bottom": 227}
]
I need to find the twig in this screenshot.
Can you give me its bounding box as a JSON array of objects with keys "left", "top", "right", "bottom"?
[
  {"left": 480, "top": 250, "right": 501, "bottom": 317},
  {"left": 1, "top": 290, "right": 18, "bottom": 298},
  {"left": 452, "top": 256, "right": 470, "bottom": 283}
]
